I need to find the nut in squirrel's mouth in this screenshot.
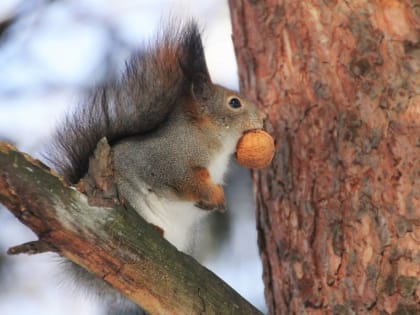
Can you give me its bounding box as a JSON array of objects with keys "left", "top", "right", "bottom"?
[{"left": 235, "top": 129, "right": 275, "bottom": 169}]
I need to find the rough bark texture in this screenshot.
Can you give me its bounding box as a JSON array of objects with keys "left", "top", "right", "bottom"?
[
  {"left": 0, "top": 142, "right": 262, "bottom": 315},
  {"left": 229, "top": 1, "right": 420, "bottom": 314}
]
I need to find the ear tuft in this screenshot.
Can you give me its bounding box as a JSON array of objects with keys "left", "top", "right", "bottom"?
[{"left": 178, "top": 21, "right": 213, "bottom": 99}]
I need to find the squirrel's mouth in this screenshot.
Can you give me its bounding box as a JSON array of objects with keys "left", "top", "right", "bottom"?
[{"left": 244, "top": 116, "right": 265, "bottom": 131}]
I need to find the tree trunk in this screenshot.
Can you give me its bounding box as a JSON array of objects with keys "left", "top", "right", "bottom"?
[{"left": 229, "top": 1, "right": 420, "bottom": 314}]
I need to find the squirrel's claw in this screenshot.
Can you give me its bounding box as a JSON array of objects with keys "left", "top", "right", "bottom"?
[{"left": 195, "top": 200, "right": 227, "bottom": 213}]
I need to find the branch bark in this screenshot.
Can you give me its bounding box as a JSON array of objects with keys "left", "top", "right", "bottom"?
[{"left": 0, "top": 142, "right": 262, "bottom": 315}]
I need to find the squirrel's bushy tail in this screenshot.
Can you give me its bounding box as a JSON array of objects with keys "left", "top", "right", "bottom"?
[{"left": 47, "top": 20, "right": 208, "bottom": 183}]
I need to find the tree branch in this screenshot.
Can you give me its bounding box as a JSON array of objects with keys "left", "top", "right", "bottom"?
[{"left": 0, "top": 142, "right": 262, "bottom": 315}]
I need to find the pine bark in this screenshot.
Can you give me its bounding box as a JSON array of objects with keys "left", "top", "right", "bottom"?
[{"left": 229, "top": 1, "right": 420, "bottom": 314}]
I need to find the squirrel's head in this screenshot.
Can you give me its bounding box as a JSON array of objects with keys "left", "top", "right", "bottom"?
[
  {"left": 183, "top": 74, "right": 266, "bottom": 140},
  {"left": 178, "top": 22, "right": 266, "bottom": 139},
  {"left": 190, "top": 84, "right": 266, "bottom": 137},
  {"left": 214, "top": 85, "right": 265, "bottom": 131}
]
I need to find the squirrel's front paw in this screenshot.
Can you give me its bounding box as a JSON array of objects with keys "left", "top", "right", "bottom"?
[
  {"left": 181, "top": 167, "right": 227, "bottom": 212},
  {"left": 195, "top": 200, "right": 226, "bottom": 212},
  {"left": 196, "top": 180, "right": 226, "bottom": 213}
]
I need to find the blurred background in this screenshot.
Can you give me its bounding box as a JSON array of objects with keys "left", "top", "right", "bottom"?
[{"left": 0, "top": 0, "right": 266, "bottom": 314}]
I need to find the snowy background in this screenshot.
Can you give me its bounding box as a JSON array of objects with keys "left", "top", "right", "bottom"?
[{"left": 0, "top": 0, "right": 266, "bottom": 314}]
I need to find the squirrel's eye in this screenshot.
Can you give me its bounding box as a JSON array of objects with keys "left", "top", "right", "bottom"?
[{"left": 228, "top": 97, "right": 242, "bottom": 109}]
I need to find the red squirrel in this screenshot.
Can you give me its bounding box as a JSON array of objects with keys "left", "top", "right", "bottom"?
[{"left": 48, "top": 20, "right": 265, "bottom": 313}]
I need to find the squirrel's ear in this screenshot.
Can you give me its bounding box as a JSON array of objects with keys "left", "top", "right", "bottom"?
[{"left": 178, "top": 22, "right": 213, "bottom": 100}]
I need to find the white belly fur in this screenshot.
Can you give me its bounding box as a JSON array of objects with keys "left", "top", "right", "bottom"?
[
  {"left": 125, "top": 179, "right": 208, "bottom": 252},
  {"left": 208, "top": 136, "right": 237, "bottom": 184}
]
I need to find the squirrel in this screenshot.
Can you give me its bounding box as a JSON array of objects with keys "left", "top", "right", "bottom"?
[{"left": 48, "top": 20, "right": 266, "bottom": 313}]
